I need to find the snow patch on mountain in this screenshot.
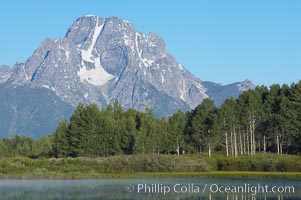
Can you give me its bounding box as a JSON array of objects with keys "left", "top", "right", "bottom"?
[
  {"left": 78, "top": 16, "right": 114, "bottom": 86},
  {"left": 84, "top": 92, "right": 89, "bottom": 98},
  {"left": 180, "top": 80, "right": 186, "bottom": 101},
  {"left": 161, "top": 74, "right": 165, "bottom": 84},
  {"left": 78, "top": 58, "right": 114, "bottom": 86},
  {"left": 81, "top": 17, "right": 104, "bottom": 62},
  {"left": 135, "top": 32, "right": 155, "bottom": 67},
  {"left": 195, "top": 82, "right": 208, "bottom": 98},
  {"left": 85, "top": 14, "right": 97, "bottom": 17}
]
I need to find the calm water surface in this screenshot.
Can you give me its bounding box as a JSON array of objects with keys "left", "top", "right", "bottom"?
[{"left": 0, "top": 178, "right": 300, "bottom": 200}]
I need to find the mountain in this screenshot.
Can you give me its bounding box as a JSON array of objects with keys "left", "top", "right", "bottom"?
[
  {"left": 0, "top": 84, "right": 73, "bottom": 138},
  {"left": 0, "top": 65, "right": 12, "bottom": 84},
  {"left": 0, "top": 15, "right": 255, "bottom": 137},
  {"left": 203, "top": 79, "right": 255, "bottom": 106}
]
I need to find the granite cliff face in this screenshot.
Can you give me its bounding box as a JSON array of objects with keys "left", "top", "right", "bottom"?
[
  {"left": 0, "top": 15, "right": 255, "bottom": 137},
  {"left": 0, "top": 65, "right": 12, "bottom": 84}
]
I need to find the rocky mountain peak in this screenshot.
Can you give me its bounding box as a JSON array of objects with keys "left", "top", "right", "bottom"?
[
  {"left": 237, "top": 79, "right": 256, "bottom": 91},
  {"left": 0, "top": 65, "right": 12, "bottom": 84},
  {"left": 0, "top": 15, "right": 255, "bottom": 137}
]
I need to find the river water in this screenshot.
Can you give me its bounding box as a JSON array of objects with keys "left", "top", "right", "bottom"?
[{"left": 0, "top": 178, "right": 300, "bottom": 199}]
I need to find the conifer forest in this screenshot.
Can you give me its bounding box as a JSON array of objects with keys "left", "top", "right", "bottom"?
[{"left": 1, "top": 81, "right": 300, "bottom": 158}]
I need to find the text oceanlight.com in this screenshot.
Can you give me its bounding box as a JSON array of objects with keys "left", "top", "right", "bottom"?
[{"left": 126, "top": 183, "right": 295, "bottom": 196}]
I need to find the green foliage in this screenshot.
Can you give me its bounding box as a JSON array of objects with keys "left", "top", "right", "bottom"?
[
  {"left": 212, "top": 153, "right": 301, "bottom": 172},
  {"left": 32, "top": 136, "right": 52, "bottom": 158},
  {"left": 2, "top": 81, "right": 301, "bottom": 160},
  {"left": 186, "top": 99, "right": 219, "bottom": 153},
  {"left": 0, "top": 154, "right": 300, "bottom": 179},
  {"left": 51, "top": 120, "right": 69, "bottom": 158},
  {"left": 0, "top": 140, "right": 12, "bottom": 157}
]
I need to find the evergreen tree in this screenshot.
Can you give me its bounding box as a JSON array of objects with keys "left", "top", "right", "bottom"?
[
  {"left": 32, "top": 136, "right": 52, "bottom": 158},
  {"left": 67, "top": 103, "right": 86, "bottom": 157},
  {"left": 186, "top": 99, "right": 217, "bottom": 153},
  {"left": 51, "top": 120, "right": 69, "bottom": 158}
]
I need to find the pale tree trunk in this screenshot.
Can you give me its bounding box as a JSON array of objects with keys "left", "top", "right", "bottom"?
[
  {"left": 234, "top": 130, "right": 238, "bottom": 157},
  {"left": 243, "top": 130, "right": 246, "bottom": 155},
  {"left": 263, "top": 135, "right": 266, "bottom": 153},
  {"left": 250, "top": 117, "right": 256, "bottom": 156},
  {"left": 225, "top": 132, "right": 229, "bottom": 157},
  {"left": 252, "top": 116, "right": 256, "bottom": 155},
  {"left": 239, "top": 128, "right": 243, "bottom": 156},
  {"left": 280, "top": 144, "right": 283, "bottom": 155},
  {"left": 280, "top": 134, "right": 283, "bottom": 155},
  {"left": 246, "top": 128, "right": 250, "bottom": 156},
  {"left": 208, "top": 142, "right": 211, "bottom": 158},
  {"left": 230, "top": 131, "right": 234, "bottom": 156},
  {"left": 249, "top": 122, "right": 253, "bottom": 156},
  {"left": 276, "top": 134, "right": 280, "bottom": 155},
  {"left": 199, "top": 135, "right": 202, "bottom": 154},
  {"left": 176, "top": 138, "right": 180, "bottom": 156}
]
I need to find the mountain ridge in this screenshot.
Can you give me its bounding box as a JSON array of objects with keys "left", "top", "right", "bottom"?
[{"left": 0, "top": 15, "right": 255, "bottom": 137}]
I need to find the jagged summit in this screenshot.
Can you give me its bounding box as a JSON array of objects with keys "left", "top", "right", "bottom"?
[
  {"left": 0, "top": 15, "right": 255, "bottom": 137},
  {"left": 238, "top": 79, "right": 256, "bottom": 91},
  {"left": 84, "top": 14, "right": 98, "bottom": 17},
  {"left": 0, "top": 65, "right": 12, "bottom": 84}
]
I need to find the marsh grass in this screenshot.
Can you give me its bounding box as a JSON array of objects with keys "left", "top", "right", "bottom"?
[{"left": 0, "top": 153, "right": 300, "bottom": 179}]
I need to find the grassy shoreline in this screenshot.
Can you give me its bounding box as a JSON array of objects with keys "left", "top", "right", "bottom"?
[
  {"left": 0, "top": 171, "right": 300, "bottom": 180},
  {"left": 0, "top": 153, "right": 300, "bottom": 179}
]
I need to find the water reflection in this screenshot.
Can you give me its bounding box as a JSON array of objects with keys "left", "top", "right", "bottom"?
[{"left": 0, "top": 179, "right": 299, "bottom": 200}]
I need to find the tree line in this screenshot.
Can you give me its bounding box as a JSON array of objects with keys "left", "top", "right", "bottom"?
[{"left": 0, "top": 81, "right": 300, "bottom": 158}]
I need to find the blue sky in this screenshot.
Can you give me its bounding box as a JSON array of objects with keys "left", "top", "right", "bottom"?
[{"left": 0, "top": 0, "right": 300, "bottom": 86}]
